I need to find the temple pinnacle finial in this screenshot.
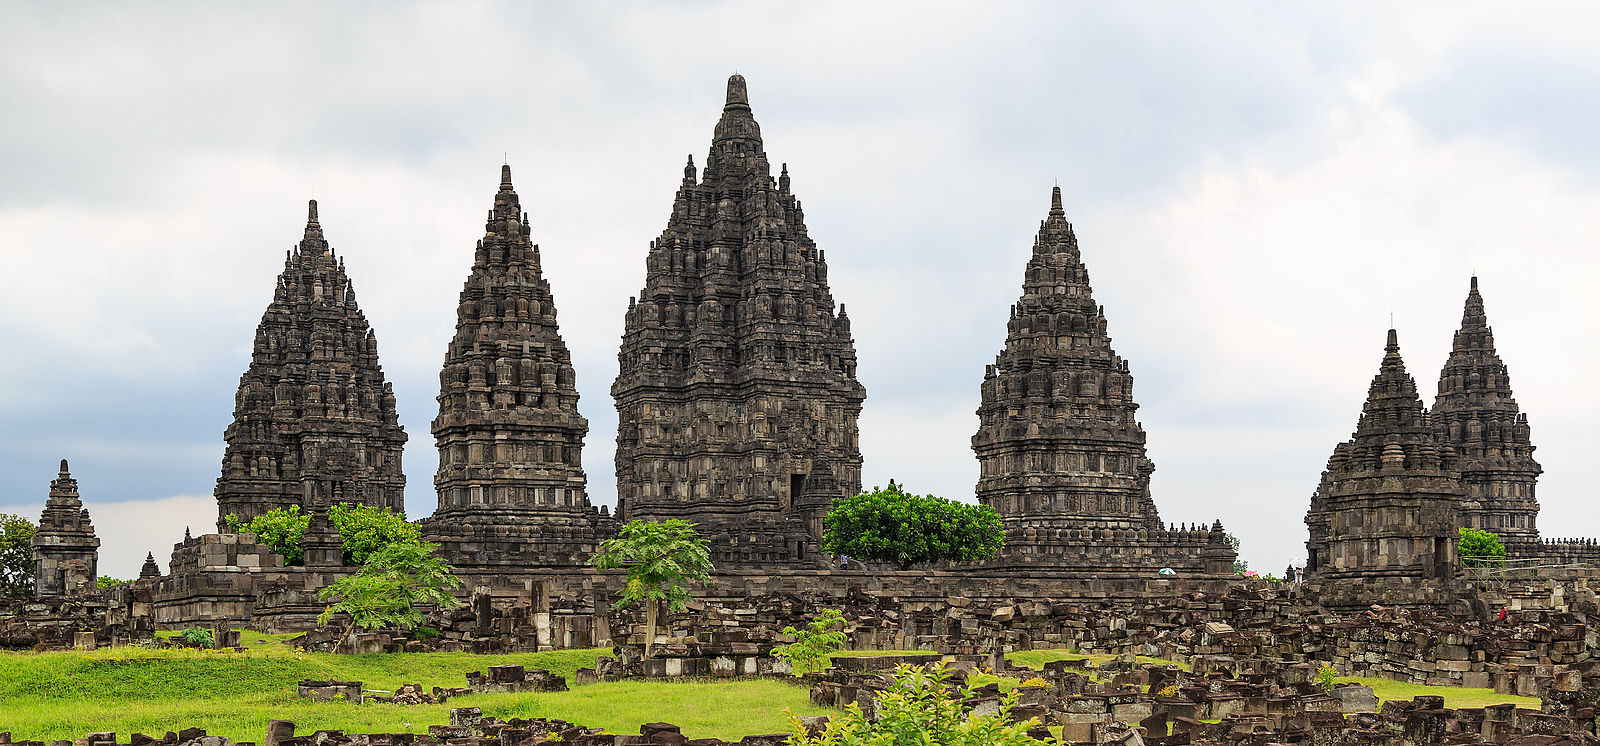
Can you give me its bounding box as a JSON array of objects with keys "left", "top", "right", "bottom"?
[
  {"left": 58, "top": 458, "right": 69, "bottom": 474},
  {"left": 500, "top": 164, "right": 513, "bottom": 189},
  {"left": 725, "top": 74, "right": 749, "bottom": 109},
  {"left": 1387, "top": 327, "right": 1399, "bottom": 352},
  {"left": 1470, "top": 275, "right": 1479, "bottom": 292},
  {"left": 307, "top": 199, "right": 319, "bottom": 225},
  {"left": 1050, "top": 186, "right": 1065, "bottom": 216}
]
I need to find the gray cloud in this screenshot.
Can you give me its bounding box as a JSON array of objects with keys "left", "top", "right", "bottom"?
[{"left": 1, "top": 2, "right": 1597, "bottom": 580}]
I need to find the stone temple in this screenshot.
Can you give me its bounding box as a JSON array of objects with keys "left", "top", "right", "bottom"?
[
  {"left": 419, "top": 166, "right": 612, "bottom": 577},
  {"left": 30, "top": 460, "right": 100, "bottom": 597},
  {"left": 973, "top": 187, "right": 1231, "bottom": 574},
  {"left": 1432, "top": 277, "right": 1541, "bottom": 554},
  {"left": 213, "top": 201, "right": 407, "bottom": 529},
  {"left": 611, "top": 75, "right": 866, "bottom": 567},
  {"left": 1304, "top": 329, "right": 1465, "bottom": 609}
]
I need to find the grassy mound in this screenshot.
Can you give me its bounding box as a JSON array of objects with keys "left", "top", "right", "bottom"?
[{"left": 0, "top": 634, "right": 827, "bottom": 741}]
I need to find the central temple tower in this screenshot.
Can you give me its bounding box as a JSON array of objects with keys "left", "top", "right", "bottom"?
[
  {"left": 422, "top": 166, "right": 611, "bottom": 573},
  {"left": 612, "top": 75, "right": 866, "bottom": 567}
]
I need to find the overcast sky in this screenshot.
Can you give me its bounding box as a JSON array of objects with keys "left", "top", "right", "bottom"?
[{"left": 2, "top": 2, "right": 1597, "bottom": 580}]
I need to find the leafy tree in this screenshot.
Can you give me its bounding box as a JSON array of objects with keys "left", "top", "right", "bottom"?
[
  {"left": 224, "top": 506, "right": 309, "bottom": 564},
  {"left": 591, "top": 519, "right": 712, "bottom": 657},
  {"left": 224, "top": 503, "right": 419, "bottom": 566},
  {"left": 328, "top": 503, "right": 421, "bottom": 565},
  {"left": 785, "top": 662, "right": 1049, "bottom": 746},
  {"left": 96, "top": 576, "right": 130, "bottom": 589},
  {"left": 822, "top": 482, "right": 1003, "bottom": 570},
  {"left": 1459, "top": 527, "right": 1506, "bottom": 568},
  {"left": 1228, "top": 535, "right": 1249, "bottom": 575},
  {"left": 0, "top": 513, "right": 35, "bottom": 597},
  {"left": 773, "top": 608, "right": 848, "bottom": 676},
  {"left": 317, "top": 540, "right": 462, "bottom": 653}
]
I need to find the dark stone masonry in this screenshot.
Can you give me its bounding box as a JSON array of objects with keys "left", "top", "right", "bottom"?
[
  {"left": 213, "top": 201, "right": 407, "bottom": 529},
  {"left": 611, "top": 74, "right": 865, "bottom": 567},
  {"left": 11, "top": 76, "right": 1600, "bottom": 692},
  {"left": 973, "top": 187, "right": 1231, "bottom": 574},
  {"left": 1304, "top": 328, "right": 1466, "bottom": 610},
  {"left": 418, "top": 165, "right": 612, "bottom": 576}
]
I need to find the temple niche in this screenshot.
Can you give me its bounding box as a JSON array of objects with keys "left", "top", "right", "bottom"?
[
  {"left": 213, "top": 201, "right": 407, "bottom": 529},
  {"left": 420, "top": 166, "right": 611, "bottom": 575},
  {"left": 972, "top": 188, "right": 1234, "bottom": 575},
  {"left": 611, "top": 75, "right": 865, "bottom": 568}
]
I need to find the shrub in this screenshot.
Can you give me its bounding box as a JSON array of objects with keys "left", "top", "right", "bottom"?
[
  {"left": 773, "top": 608, "right": 848, "bottom": 676},
  {"left": 785, "top": 662, "right": 1049, "bottom": 746},
  {"left": 1316, "top": 664, "right": 1338, "bottom": 692},
  {"left": 1459, "top": 527, "right": 1506, "bottom": 568},
  {"left": 328, "top": 503, "right": 421, "bottom": 565},
  {"left": 96, "top": 576, "right": 130, "bottom": 589},
  {"left": 181, "top": 626, "right": 215, "bottom": 649},
  {"left": 1021, "top": 677, "right": 1049, "bottom": 688},
  {"left": 224, "top": 506, "right": 309, "bottom": 564},
  {"left": 822, "top": 482, "right": 1004, "bottom": 570}
]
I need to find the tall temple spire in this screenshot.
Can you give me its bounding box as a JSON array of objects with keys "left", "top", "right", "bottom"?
[
  {"left": 1304, "top": 327, "right": 1464, "bottom": 609},
  {"left": 214, "top": 201, "right": 407, "bottom": 531},
  {"left": 974, "top": 187, "right": 1232, "bottom": 573},
  {"left": 613, "top": 75, "right": 864, "bottom": 568},
  {"left": 1432, "top": 276, "right": 1540, "bottom": 552},
  {"left": 422, "top": 165, "right": 606, "bottom": 571}
]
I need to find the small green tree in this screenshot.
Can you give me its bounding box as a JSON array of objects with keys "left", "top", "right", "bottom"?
[
  {"left": 785, "top": 662, "right": 1049, "bottom": 746},
  {"left": 1315, "top": 663, "right": 1338, "bottom": 692},
  {"left": 0, "top": 513, "right": 36, "bottom": 597},
  {"left": 317, "top": 540, "right": 462, "bottom": 653},
  {"left": 96, "top": 576, "right": 130, "bottom": 589},
  {"left": 591, "top": 519, "right": 712, "bottom": 657},
  {"left": 773, "top": 608, "right": 848, "bottom": 676},
  {"left": 1459, "top": 527, "right": 1506, "bottom": 568},
  {"left": 224, "top": 506, "right": 309, "bottom": 564},
  {"left": 822, "top": 482, "right": 1004, "bottom": 570},
  {"left": 328, "top": 503, "right": 421, "bottom": 565}
]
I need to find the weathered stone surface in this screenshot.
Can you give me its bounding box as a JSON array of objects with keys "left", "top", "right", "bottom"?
[
  {"left": 612, "top": 75, "right": 864, "bottom": 567},
  {"left": 213, "top": 201, "right": 407, "bottom": 529},
  {"left": 971, "top": 188, "right": 1234, "bottom": 574},
  {"left": 1305, "top": 329, "right": 1465, "bottom": 611},
  {"left": 31, "top": 460, "right": 99, "bottom": 596},
  {"left": 419, "top": 166, "right": 612, "bottom": 572}
]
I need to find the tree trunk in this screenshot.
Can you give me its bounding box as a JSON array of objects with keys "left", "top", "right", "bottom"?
[{"left": 644, "top": 600, "right": 658, "bottom": 658}]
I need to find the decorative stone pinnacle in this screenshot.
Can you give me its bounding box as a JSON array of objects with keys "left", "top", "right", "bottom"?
[
  {"left": 500, "top": 164, "right": 513, "bottom": 190},
  {"left": 1050, "top": 186, "right": 1065, "bottom": 216},
  {"left": 725, "top": 73, "right": 749, "bottom": 109}
]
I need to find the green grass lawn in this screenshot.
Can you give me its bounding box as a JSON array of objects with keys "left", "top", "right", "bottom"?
[
  {"left": 1347, "top": 676, "right": 1541, "bottom": 710},
  {"left": 0, "top": 640, "right": 829, "bottom": 741}
]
